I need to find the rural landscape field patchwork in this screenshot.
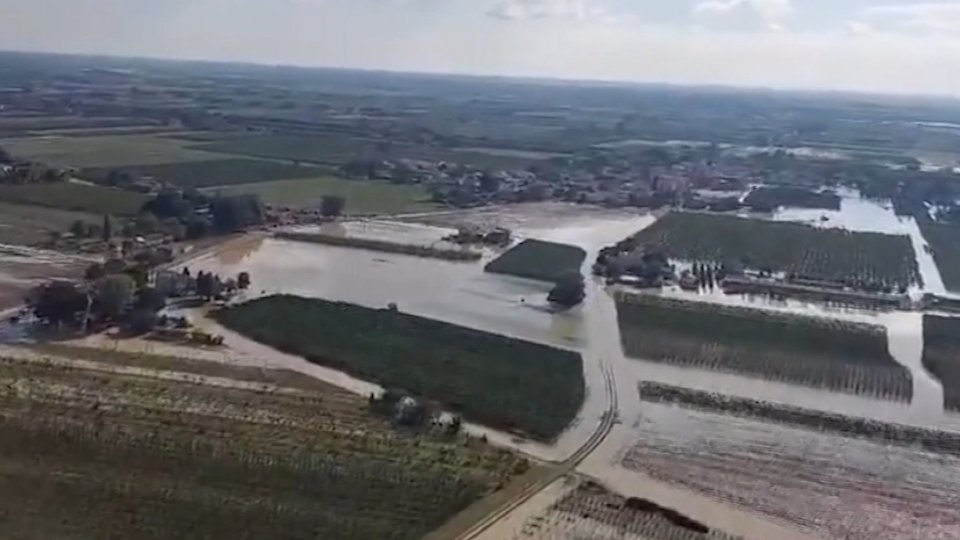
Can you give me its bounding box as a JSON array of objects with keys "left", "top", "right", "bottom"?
[{"left": 2, "top": 48, "right": 960, "bottom": 540}]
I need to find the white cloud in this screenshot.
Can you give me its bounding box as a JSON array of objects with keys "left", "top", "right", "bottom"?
[
  {"left": 486, "top": 0, "right": 606, "bottom": 21},
  {"left": 693, "top": 0, "right": 792, "bottom": 32},
  {"left": 853, "top": 2, "right": 960, "bottom": 35}
]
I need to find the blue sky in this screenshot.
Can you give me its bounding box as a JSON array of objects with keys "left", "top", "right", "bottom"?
[{"left": 2, "top": 0, "right": 959, "bottom": 95}]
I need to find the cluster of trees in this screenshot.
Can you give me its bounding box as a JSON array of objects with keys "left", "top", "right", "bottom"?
[
  {"left": 69, "top": 215, "right": 113, "bottom": 241},
  {"left": 137, "top": 188, "right": 265, "bottom": 240},
  {"left": 0, "top": 161, "right": 68, "bottom": 184},
  {"left": 31, "top": 264, "right": 252, "bottom": 334}
]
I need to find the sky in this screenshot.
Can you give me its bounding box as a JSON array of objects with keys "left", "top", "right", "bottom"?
[{"left": 1, "top": 0, "right": 959, "bottom": 95}]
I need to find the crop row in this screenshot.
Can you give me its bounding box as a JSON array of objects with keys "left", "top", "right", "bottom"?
[
  {"left": 214, "top": 295, "right": 585, "bottom": 441},
  {"left": 630, "top": 212, "right": 919, "bottom": 291},
  {"left": 639, "top": 382, "right": 959, "bottom": 455},
  {"left": 616, "top": 293, "right": 911, "bottom": 400},
  {"left": 922, "top": 315, "right": 960, "bottom": 412},
  {"left": 509, "top": 481, "right": 741, "bottom": 540},
  {"left": 0, "top": 352, "right": 524, "bottom": 540}
]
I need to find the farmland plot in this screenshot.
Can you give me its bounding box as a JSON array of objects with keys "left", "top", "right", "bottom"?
[
  {"left": 485, "top": 239, "right": 587, "bottom": 283},
  {"left": 0, "top": 349, "right": 524, "bottom": 540},
  {"left": 922, "top": 315, "right": 960, "bottom": 411},
  {"left": 502, "top": 480, "right": 742, "bottom": 540},
  {"left": 81, "top": 159, "right": 323, "bottom": 188},
  {"left": 919, "top": 222, "right": 960, "bottom": 293},
  {"left": 630, "top": 212, "right": 919, "bottom": 290},
  {"left": 621, "top": 403, "right": 960, "bottom": 540},
  {"left": 0, "top": 182, "right": 148, "bottom": 215},
  {"left": 616, "top": 293, "right": 911, "bottom": 401},
  {"left": 0, "top": 134, "right": 225, "bottom": 168},
  {"left": 214, "top": 295, "right": 585, "bottom": 441}
]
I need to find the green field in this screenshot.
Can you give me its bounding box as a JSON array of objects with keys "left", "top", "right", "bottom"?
[
  {"left": 0, "top": 115, "right": 154, "bottom": 134},
  {"left": 0, "top": 348, "right": 524, "bottom": 540},
  {"left": 0, "top": 182, "right": 147, "bottom": 215},
  {"left": 920, "top": 222, "right": 960, "bottom": 293},
  {"left": 82, "top": 159, "right": 324, "bottom": 189},
  {"left": 214, "top": 295, "right": 585, "bottom": 441},
  {"left": 193, "top": 134, "right": 551, "bottom": 169},
  {"left": 922, "top": 315, "right": 960, "bottom": 412},
  {"left": 616, "top": 293, "right": 911, "bottom": 401},
  {"left": 485, "top": 239, "right": 586, "bottom": 283},
  {"left": 632, "top": 212, "right": 919, "bottom": 291},
  {"left": 0, "top": 134, "right": 225, "bottom": 168},
  {"left": 206, "top": 176, "right": 440, "bottom": 214}
]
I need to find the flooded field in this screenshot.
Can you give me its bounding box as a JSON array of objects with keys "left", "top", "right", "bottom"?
[{"left": 619, "top": 403, "right": 960, "bottom": 540}]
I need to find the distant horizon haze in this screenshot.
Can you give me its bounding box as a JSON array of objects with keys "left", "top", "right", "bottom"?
[{"left": 2, "top": 0, "right": 959, "bottom": 97}]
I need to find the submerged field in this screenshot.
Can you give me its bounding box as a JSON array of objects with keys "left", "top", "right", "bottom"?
[
  {"left": 485, "top": 239, "right": 587, "bottom": 283},
  {"left": 919, "top": 222, "right": 960, "bottom": 293},
  {"left": 631, "top": 212, "right": 919, "bottom": 290},
  {"left": 616, "top": 293, "right": 911, "bottom": 400},
  {"left": 622, "top": 403, "right": 960, "bottom": 540},
  {"left": 214, "top": 295, "right": 585, "bottom": 441},
  {"left": 0, "top": 347, "right": 524, "bottom": 540},
  {"left": 922, "top": 315, "right": 960, "bottom": 412}
]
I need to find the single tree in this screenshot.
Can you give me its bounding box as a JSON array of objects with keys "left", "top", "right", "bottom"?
[
  {"left": 70, "top": 220, "right": 89, "bottom": 239},
  {"left": 95, "top": 274, "right": 136, "bottom": 320},
  {"left": 320, "top": 195, "right": 347, "bottom": 218},
  {"left": 0, "top": 145, "right": 12, "bottom": 165},
  {"left": 196, "top": 271, "right": 216, "bottom": 299},
  {"left": 237, "top": 271, "right": 251, "bottom": 290},
  {"left": 102, "top": 215, "right": 113, "bottom": 242}
]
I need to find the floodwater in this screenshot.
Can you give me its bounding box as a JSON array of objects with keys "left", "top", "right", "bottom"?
[
  {"left": 767, "top": 189, "right": 948, "bottom": 296},
  {"left": 182, "top": 204, "right": 654, "bottom": 462}
]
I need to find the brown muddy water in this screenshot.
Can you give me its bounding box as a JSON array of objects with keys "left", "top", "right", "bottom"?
[{"left": 4, "top": 201, "right": 957, "bottom": 539}]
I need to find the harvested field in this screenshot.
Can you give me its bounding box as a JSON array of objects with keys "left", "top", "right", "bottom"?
[
  {"left": 485, "top": 239, "right": 586, "bottom": 283},
  {"left": 213, "top": 295, "right": 585, "bottom": 441},
  {"left": 630, "top": 212, "right": 919, "bottom": 290},
  {"left": 502, "top": 479, "right": 741, "bottom": 540},
  {"left": 0, "top": 201, "right": 96, "bottom": 245},
  {"left": 0, "top": 182, "right": 148, "bottom": 215},
  {"left": 919, "top": 221, "right": 960, "bottom": 293},
  {"left": 639, "top": 382, "right": 960, "bottom": 455},
  {"left": 203, "top": 176, "right": 439, "bottom": 214},
  {"left": 922, "top": 315, "right": 960, "bottom": 412},
  {"left": 81, "top": 159, "right": 322, "bottom": 188},
  {"left": 622, "top": 403, "right": 960, "bottom": 540},
  {"left": 0, "top": 134, "right": 224, "bottom": 168},
  {"left": 0, "top": 348, "right": 525, "bottom": 540},
  {"left": 616, "top": 293, "right": 911, "bottom": 401}
]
